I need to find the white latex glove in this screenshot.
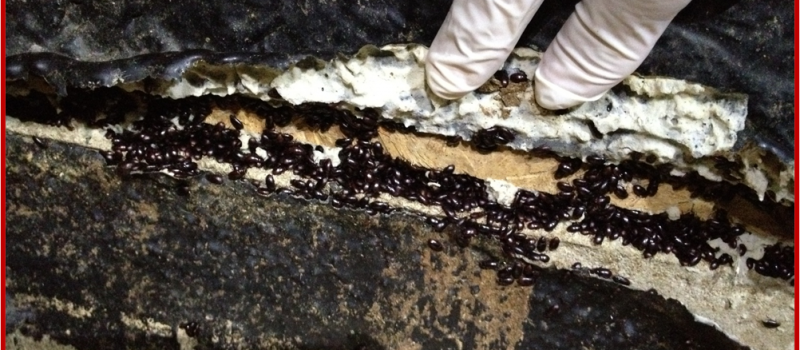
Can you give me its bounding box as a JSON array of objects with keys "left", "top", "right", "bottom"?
[{"left": 426, "top": 0, "right": 692, "bottom": 109}]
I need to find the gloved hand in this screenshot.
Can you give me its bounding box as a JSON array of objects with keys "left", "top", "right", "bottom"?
[{"left": 425, "top": 0, "right": 692, "bottom": 109}]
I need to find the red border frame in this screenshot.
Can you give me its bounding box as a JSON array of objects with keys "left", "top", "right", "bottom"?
[
  {"left": 793, "top": 0, "right": 799, "bottom": 345},
  {"left": 2, "top": 0, "right": 8, "bottom": 346},
  {"left": 0, "top": 1, "right": 800, "bottom": 344}
]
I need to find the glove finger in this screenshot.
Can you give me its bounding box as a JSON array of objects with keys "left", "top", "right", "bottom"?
[
  {"left": 427, "top": 0, "right": 545, "bottom": 100},
  {"left": 534, "top": 0, "right": 691, "bottom": 109}
]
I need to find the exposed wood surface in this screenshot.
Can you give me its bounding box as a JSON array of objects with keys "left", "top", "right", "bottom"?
[{"left": 206, "top": 108, "right": 792, "bottom": 240}]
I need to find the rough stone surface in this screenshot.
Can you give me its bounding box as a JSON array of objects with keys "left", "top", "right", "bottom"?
[{"left": 5, "top": 132, "right": 751, "bottom": 349}]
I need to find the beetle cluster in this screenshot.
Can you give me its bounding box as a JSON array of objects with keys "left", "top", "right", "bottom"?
[{"left": 8, "top": 88, "right": 794, "bottom": 287}]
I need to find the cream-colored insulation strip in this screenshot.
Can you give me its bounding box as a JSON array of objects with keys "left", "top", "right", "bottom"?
[{"left": 99, "top": 44, "right": 792, "bottom": 203}]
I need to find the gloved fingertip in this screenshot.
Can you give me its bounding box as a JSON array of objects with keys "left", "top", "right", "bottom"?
[
  {"left": 427, "top": 76, "right": 468, "bottom": 101},
  {"left": 425, "top": 61, "right": 471, "bottom": 100},
  {"left": 534, "top": 68, "right": 604, "bottom": 110}
]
